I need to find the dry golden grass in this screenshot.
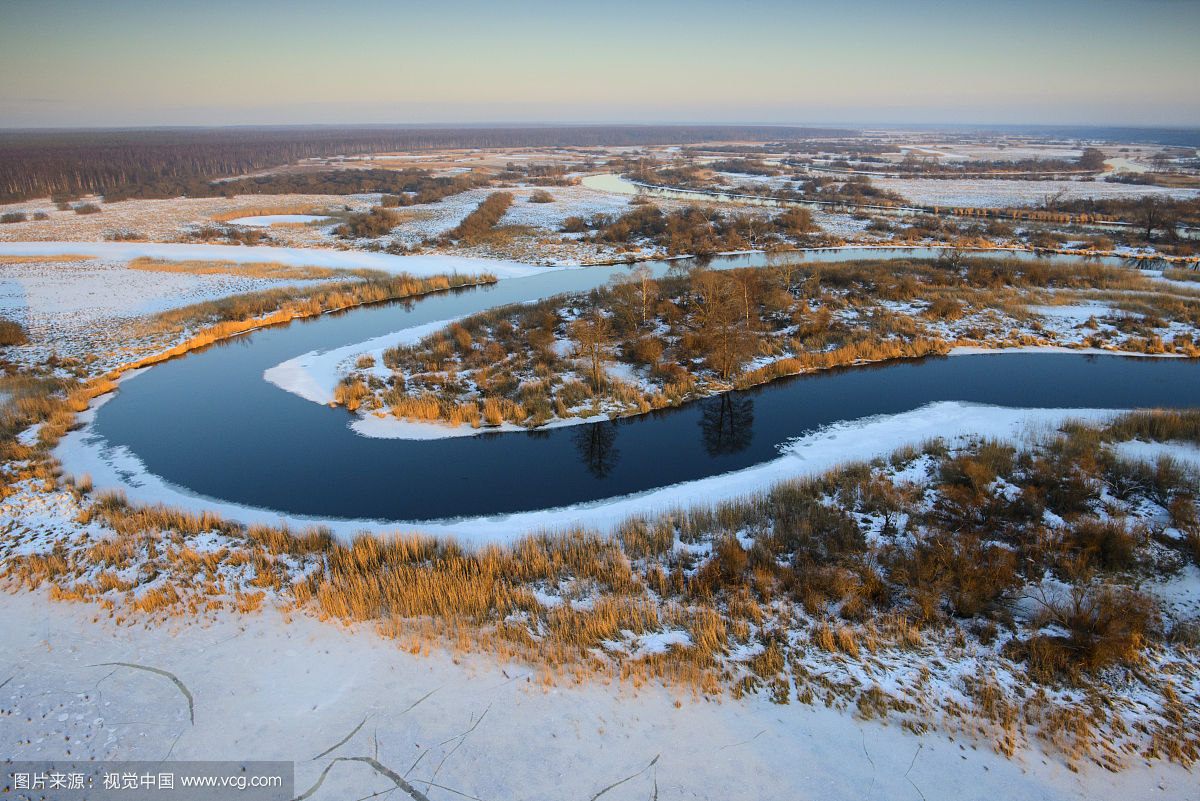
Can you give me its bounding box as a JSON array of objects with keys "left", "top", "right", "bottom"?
[
  {"left": 736, "top": 337, "right": 950, "bottom": 389},
  {"left": 0, "top": 254, "right": 93, "bottom": 264},
  {"left": 208, "top": 204, "right": 328, "bottom": 223},
  {"left": 117, "top": 271, "right": 494, "bottom": 378},
  {"left": 127, "top": 257, "right": 341, "bottom": 281},
  {"left": 4, "top": 414, "right": 1198, "bottom": 769},
  {"left": 389, "top": 395, "right": 481, "bottom": 427},
  {"left": 1, "top": 247, "right": 1197, "bottom": 770}
]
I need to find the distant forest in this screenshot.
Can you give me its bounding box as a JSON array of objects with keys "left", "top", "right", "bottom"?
[{"left": 0, "top": 125, "right": 856, "bottom": 203}]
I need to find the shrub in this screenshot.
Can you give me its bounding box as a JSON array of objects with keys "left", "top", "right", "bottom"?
[
  {"left": 73, "top": 203, "right": 102, "bottom": 215},
  {"left": 334, "top": 207, "right": 401, "bottom": 239},
  {"left": 333, "top": 377, "right": 369, "bottom": 411},
  {"left": 447, "top": 192, "right": 513, "bottom": 241},
  {"left": 0, "top": 211, "right": 27, "bottom": 223},
  {"left": 626, "top": 336, "right": 664, "bottom": 366},
  {"left": 1008, "top": 586, "right": 1157, "bottom": 682},
  {"left": 1105, "top": 455, "right": 1195, "bottom": 507},
  {"left": 528, "top": 190, "right": 555, "bottom": 203},
  {"left": 1064, "top": 517, "right": 1138, "bottom": 571},
  {"left": 104, "top": 229, "right": 143, "bottom": 241},
  {"left": 886, "top": 533, "right": 1018, "bottom": 620},
  {"left": 924, "top": 296, "right": 964, "bottom": 320},
  {"left": 773, "top": 207, "right": 816, "bottom": 235},
  {"left": 0, "top": 318, "right": 29, "bottom": 346}
]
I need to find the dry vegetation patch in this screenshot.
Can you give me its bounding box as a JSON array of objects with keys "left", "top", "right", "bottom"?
[
  {"left": 2, "top": 393, "right": 1199, "bottom": 771},
  {"left": 339, "top": 257, "right": 1200, "bottom": 430}
]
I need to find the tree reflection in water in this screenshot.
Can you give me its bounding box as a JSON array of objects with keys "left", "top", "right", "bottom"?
[
  {"left": 699, "top": 393, "right": 754, "bottom": 456},
  {"left": 573, "top": 419, "right": 620, "bottom": 478}
]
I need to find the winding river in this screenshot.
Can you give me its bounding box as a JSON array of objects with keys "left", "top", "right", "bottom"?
[{"left": 78, "top": 249, "right": 1200, "bottom": 525}]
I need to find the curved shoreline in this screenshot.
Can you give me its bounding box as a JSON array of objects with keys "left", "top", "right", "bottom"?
[
  {"left": 57, "top": 399, "right": 1121, "bottom": 544},
  {"left": 267, "top": 336, "right": 1185, "bottom": 442},
  {"left": 47, "top": 244, "right": 1200, "bottom": 530}
]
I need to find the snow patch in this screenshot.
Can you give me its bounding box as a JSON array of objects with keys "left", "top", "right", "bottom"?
[
  {"left": 0, "top": 241, "right": 543, "bottom": 279},
  {"left": 225, "top": 214, "right": 330, "bottom": 226}
]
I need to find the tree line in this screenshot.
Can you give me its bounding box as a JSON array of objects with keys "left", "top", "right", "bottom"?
[
  {"left": 563, "top": 203, "right": 823, "bottom": 254},
  {"left": 0, "top": 125, "right": 856, "bottom": 202}
]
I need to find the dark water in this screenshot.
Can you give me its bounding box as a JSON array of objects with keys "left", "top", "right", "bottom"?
[{"left": 89, "top": 250, "right": 1198, "bottom": 522}]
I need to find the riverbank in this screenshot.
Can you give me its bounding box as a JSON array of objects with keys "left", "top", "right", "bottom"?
[
  {"left": 267, "top": 255, "right": 1199, "bottom": 441},
  {"left": 53, "top": 399, "right": 1123, "bottom": 541}
]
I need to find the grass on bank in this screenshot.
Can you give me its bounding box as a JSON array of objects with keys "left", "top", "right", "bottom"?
[
  {"left": 2, "top": 400, "right": 1199, "bottom": 770},
  {"left": 341, "top": 257, "right": 1200, "bottom": 429}
]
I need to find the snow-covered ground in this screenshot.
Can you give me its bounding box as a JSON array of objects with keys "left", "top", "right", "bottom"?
[
  {"left": 0, "top": 194, "right": 372, "bottom": 247},
  {"left": 263, "top": 318, "right": 459, "bottom": 406},
  {"left": 4, "top": 590, "right": 1187, "bottom": 801},
  {"left": 497, "top": 186, "right": 637, "bottom": 230},
  {"left": 1027, "top": 302, "right": 1112, "bottom": 324},
  {"left": 0, "top": 255, "right": 336, "bottom": 371},
  {"left": 388, "top": 185, "right": 638, "bottom": 246},
  {"left": 1112, "top": 439, "right": 1200, "bottom": 471},
  {"left": 225, "top": 214, "right": 330, "bottom": 226},
  {"left": 0, "top": 241, "right": 541, "bottom": 279},
  {"left": 895, "top": 144, "right": 1084, "bottom": 162},
  {"left": 870, "top": 177, "right": 1200, "bottom": 208},
  {"left": 0, "top": 244, "right": 549, "bottom": 372}
]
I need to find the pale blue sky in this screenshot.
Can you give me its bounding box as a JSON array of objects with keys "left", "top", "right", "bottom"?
[{"left": 1, "top": 0, "right": 1197, "bottom": 127}]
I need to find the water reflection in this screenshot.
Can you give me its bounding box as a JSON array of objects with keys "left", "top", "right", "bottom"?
[
  {"left": 573, "top": 419, "right": 620, "bottom": 478},
  {"left": 699, "top": 394, "right": 755, "bottom": 456}
]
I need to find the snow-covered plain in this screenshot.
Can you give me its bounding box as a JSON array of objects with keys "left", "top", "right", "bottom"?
[
  {"left": 225, "top": 214, "right": 330, "bottom": 226},
  {"left": 870, "top": 177, "right": 1200, "bottom": 208},
  {"left": 0, "top": 241, "right": 542, "bottom": 279},
  {"left": 0, "top": 243, "right": 549, "bottom": 372},
  {"left": 0, "top": 256, "right": 339, "bottom": 372},
  {"left": 4, "top": 590, "right": 1188, "bottom": 801},
  {"left": 0, "top": 193, "right": 372, "bottom": 247}
]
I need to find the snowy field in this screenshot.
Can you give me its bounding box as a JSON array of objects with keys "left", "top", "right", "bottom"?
[
  {"left": 226, "top": 214, "right": 331, "bottom": 226},
  {"left": 0, "top": 194, "right": 373, "bottom": 247},
  {"left": 0, "top": 243, "right": 549, "bottom": 371},
  {"left": 895, "top": 144, "right": 1084, "bottom": 162},
  {"left": 4, "top": 590, "right": 1188, "bottom": 801},
  {"left": 497, "top": 185, "right": 638, "bottom": 230},
  {"left": 0, "top": 255, "right": 335, "bottom": 369},
  {"left": 871, "top": 177, "right": 1200, "bottom": 208},
  {"left": 0, "top": 241, "right": 541, "bottom": 278},
  {"left": 386, "top": 184, "right": 641, "bottom": 246}
]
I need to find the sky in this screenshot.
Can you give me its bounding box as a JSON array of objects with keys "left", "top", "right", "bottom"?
[{"left": 1, "top": 0, "right": 1198, "bottom": 129}]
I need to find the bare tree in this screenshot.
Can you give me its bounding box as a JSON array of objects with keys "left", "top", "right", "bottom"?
[
  {"left": 1135, "top": 196, "right": 1174, "bottom": 243},
  {"left": 569, "top": 310, "right": 613, "bottom": 392},
  {"left": 690, "top": 271, "right": 755, "bottom": 380},
  {"left": 632, "top": 264, "right": 658, "bottom": 327}
]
